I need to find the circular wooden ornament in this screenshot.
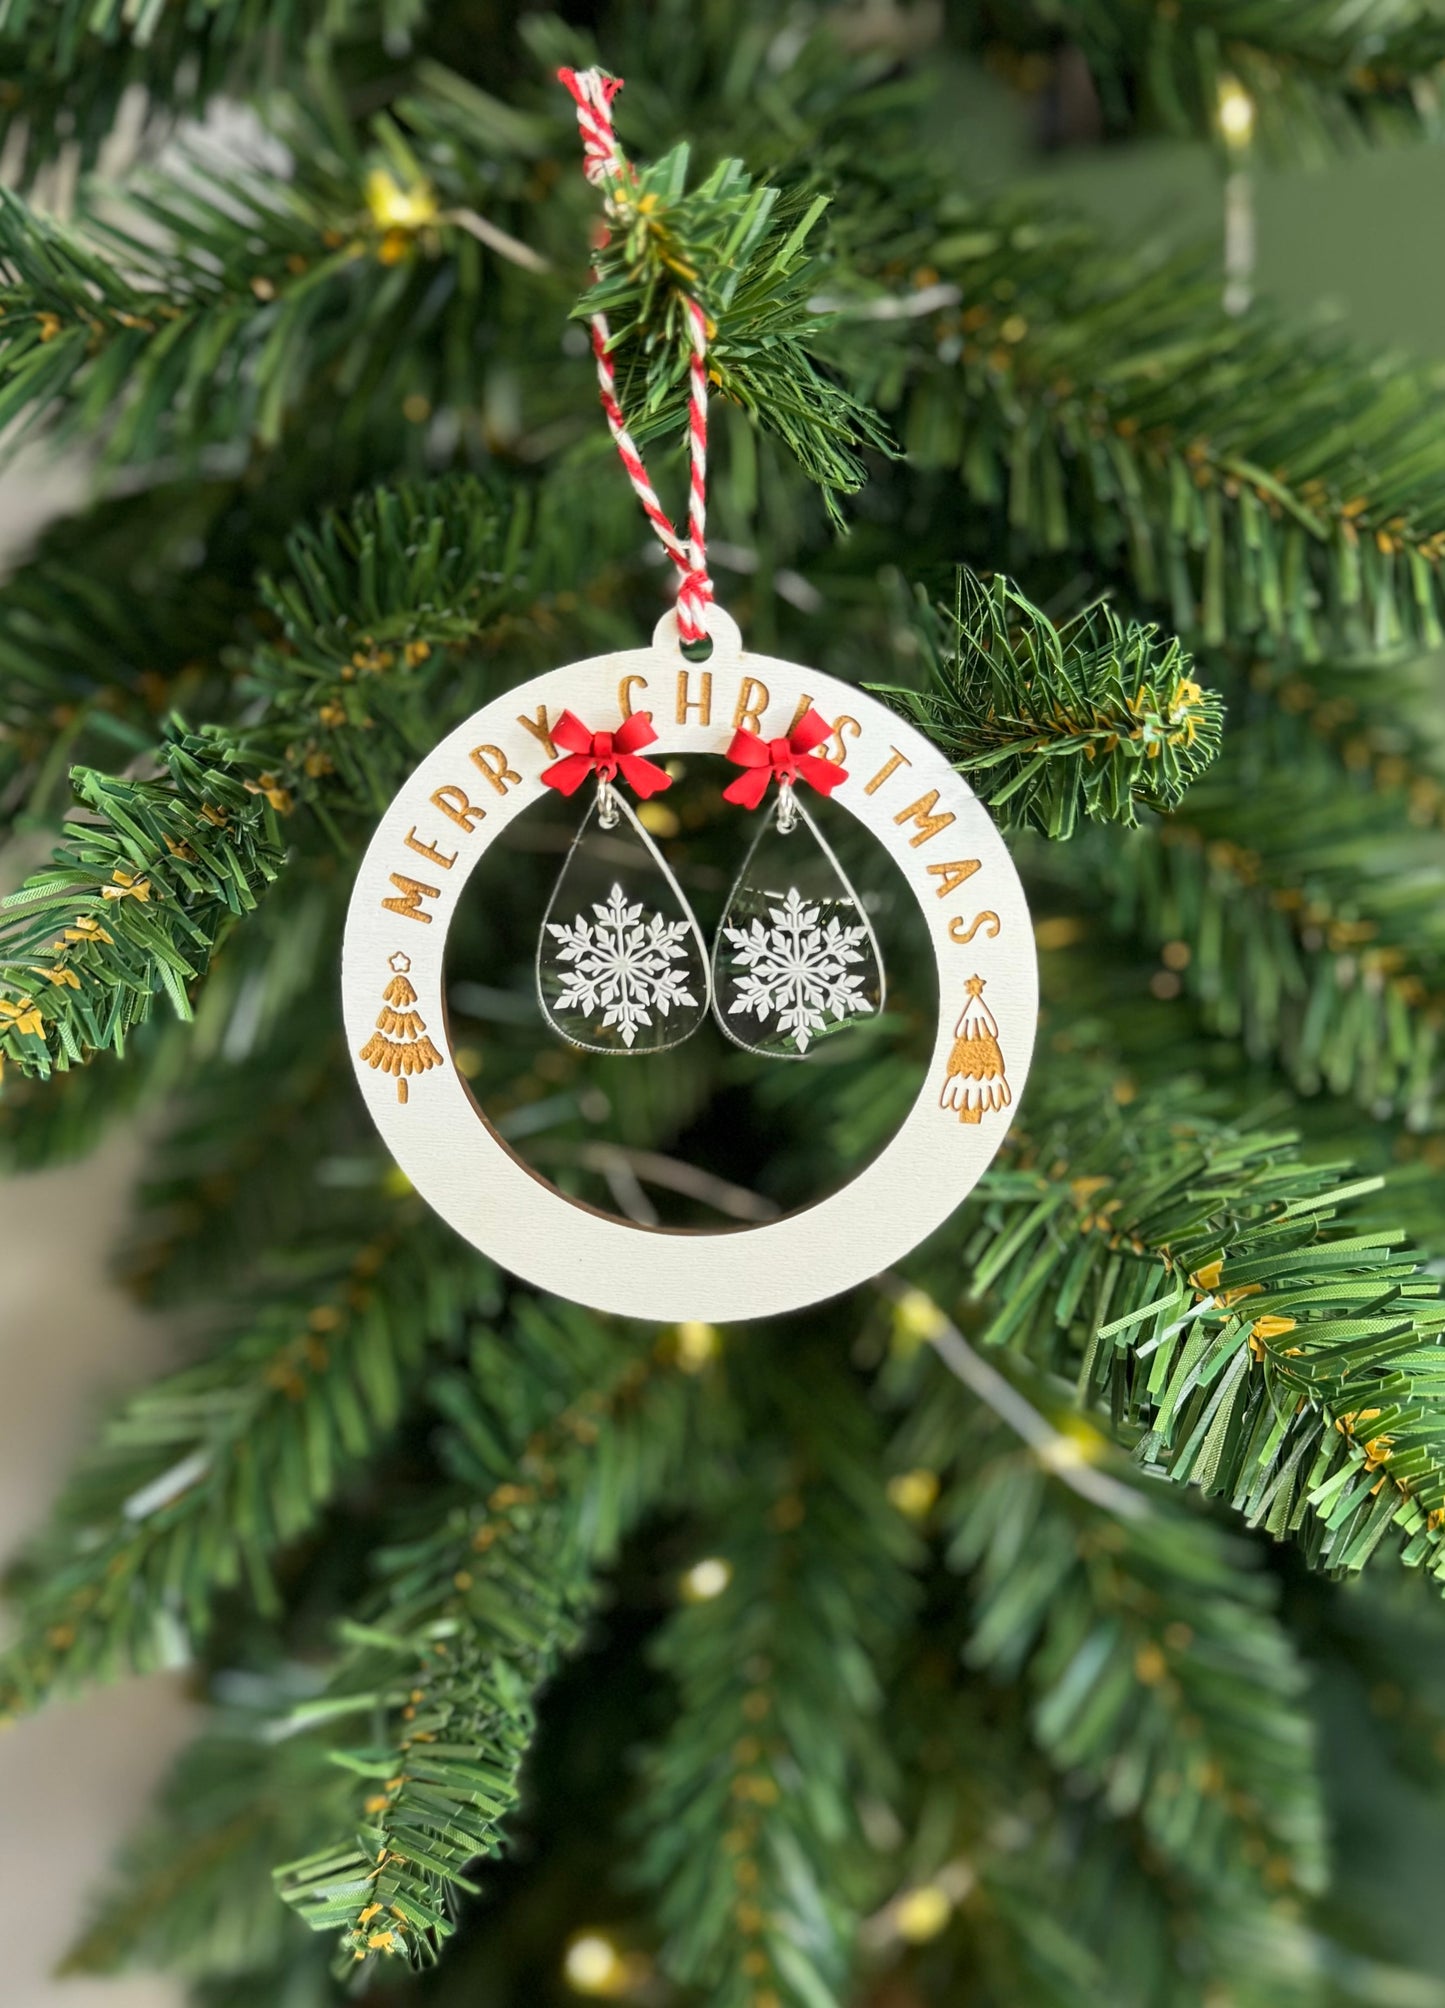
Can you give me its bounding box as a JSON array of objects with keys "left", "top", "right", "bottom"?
[{"left": 342, "top": 608, "right": 1037, "bottom": 1323}]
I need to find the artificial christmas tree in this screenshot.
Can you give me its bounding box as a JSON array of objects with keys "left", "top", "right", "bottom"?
[{"left": 7, "top": 5, "right": 1445, "bottom": 2005}]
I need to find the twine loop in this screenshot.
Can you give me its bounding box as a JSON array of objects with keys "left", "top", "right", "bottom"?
[{"left": 559, "top": 65, "right": 715, "bottom": 649}]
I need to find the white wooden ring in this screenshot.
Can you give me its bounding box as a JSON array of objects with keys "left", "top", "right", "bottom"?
[{"left": 342, "top": 608, "right": 1037, "bottom": 1322}]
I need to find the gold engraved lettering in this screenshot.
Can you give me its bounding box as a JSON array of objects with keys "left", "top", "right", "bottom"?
[
  {"left": 825, "top": 715, "right": 861, "bottom": 764},
  {"left": 618, "top": 674, "right": 650, "bottom": 719},
  {"left": 949, "top": 910, "right": 1001, "bottom": 946},
  {"left": 469, "top": 744, "right": 522, "bottom": 795},
  {"left": 381, "top": 873, "right": 441, "bottom": 925},
  {"left": 733, "top": 676, "right": 770, "bottom": 733},
  {"left": 895, "top": 791, "right": 956, "bottom": 847},
  {"left": 865, "top": 748, "right": 911, "bottom": 795},
  {"left": 515, "top": 706, "right": 558, "bottom": 759},
  {"left": 676, "top": 669, "right": 713, "bottom": 725},
  {"left": 927, "top": 859, "right": 982, "bottom": 899},
  {"left": 431, "top": 785, "right": 485, "bottom": 832},
  {"left": 404, "top": 828, "right": 458, "bottom": 870}
]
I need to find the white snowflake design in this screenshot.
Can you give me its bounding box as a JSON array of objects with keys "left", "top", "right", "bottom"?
[
  {"left": 545, "top": 882, "right": 699, "bottom": 1048},
  {"left": 722, "top": 885, "right": 874, "bottom": 1054}
]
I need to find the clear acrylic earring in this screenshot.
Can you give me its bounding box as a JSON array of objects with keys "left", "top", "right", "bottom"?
[
  {"left": 711, "top": 709, "right": 885, "bottom": 1059},
  {"left": 536, "top": 710, "right": 710, "bottom": 1054}
]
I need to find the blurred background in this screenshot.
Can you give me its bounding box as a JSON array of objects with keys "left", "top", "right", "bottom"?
[{"left": 7, "top": 13, "right": 1445, "bottom": 2007}]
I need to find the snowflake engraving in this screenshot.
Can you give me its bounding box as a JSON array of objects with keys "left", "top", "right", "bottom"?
[
  {"left": 545, "top": 882, "right": 699, "bottom": 1047},
  {"left": 722, "top": 885, "right": 874, "bottom": 1053}
]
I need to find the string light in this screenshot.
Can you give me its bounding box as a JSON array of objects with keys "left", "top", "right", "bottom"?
[
  {"left": 673, "top": 1320, "right": 719, "bottom": 1370},
  {"left": 564, "top": 1933, "right": 627, "bottom": 1995},
  {"left": 890, "top": 1287, "right": 946, "bottom": 1355},
  {"left": 680, "top": 1556, "right": 732, "bottom": 1602},
  {"left": 1217, "top": 77, "right": 1257, "bottom": 150},
  {"left": 886, "top": 1468, "right": 940, "bottom": 1519},
  {"left": 365, "top": 167, "right": 440, "bottom": 232},
  {"left": 895, "top": 1883, "right": 953, "bottom": 1943},
  {"left": 1216, "top": 77, "right": 1258, "bottom": 316}
]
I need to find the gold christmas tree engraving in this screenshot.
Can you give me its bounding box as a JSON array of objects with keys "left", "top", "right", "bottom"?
[
  {"left": 358, "top": 951, "right": 444, "bottom": 1104},
  {"left": 940, "top": 974, "right": 1010, "bottom": 1125}
]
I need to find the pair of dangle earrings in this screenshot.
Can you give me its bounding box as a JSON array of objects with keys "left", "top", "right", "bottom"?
[{"left": 535, "top": 706, "right": 886, "bottom": 1059}]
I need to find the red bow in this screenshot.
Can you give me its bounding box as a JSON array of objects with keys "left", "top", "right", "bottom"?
[
  {"left": 721, "top": 708, "right": 846, "bottom": 810},
  {"left": 540, "top": 710, "right": 673, "bottom": 800}
]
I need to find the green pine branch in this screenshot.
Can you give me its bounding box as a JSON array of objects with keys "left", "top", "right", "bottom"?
[
  {"left": 873, "top": 1668, "right": 1281, "bottom": 2008},
  {"left": 0, "top": 487, "right": 232, "bottom": 836},
  {"left": 63, "top": 1698, "right": 350, "bottom": 1984},
  {"left": 0, "top": 456, "right": 432, "bottom": 842},
  {"left": 632, "top": 1354, "right": 920, "bottom": 2008},
  {"left": 0, "top": 846, "right": 338, "bottom": 1178},
  {"left": 0, "top": 477, "right": 526, "bottom": 1082},
  {"left": 0, "top": 59, "right": 891, "bottom": 520},
  {"left": 986, "top": 0, "right": 1445, "bottom": 160},
  {"left": 876, "top": 571, "right": 1223, "bottom": 838},
  {"left": 0, "top": 72, "right": 542, "bottom": 465},
  {"left": 0, "top": 1211, "right": 491, "bottom": 1718},
  {"left": 930, "top": 1062, "right": 1445, "bottom": 1589},
  {"left": 0, "top": 726, "right": 288, "bottom": 1081},
  {"left": 275, "top": 1303, "right": 714, "bottom": 1974},
  {"left": 0, "top": 0, "right": 428, "bottom": 181},
  {"left": 892, "top": 1372, "right": 1326, "bottom": 1897},
  {"left": 1086, "top": 690, "right": 1445, "bottom": 1125},
  {"left": 577, "top": 134, "right": 894, "bottom": 520},
  {"left": 844, "top": 197, "right": 1445, "bottom": 656}
]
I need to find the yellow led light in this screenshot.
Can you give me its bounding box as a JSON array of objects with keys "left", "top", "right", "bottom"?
[
  {"left": 637, "top": 800, "right": 681, "bottom": 839},
  {"left": 891, "top": 1288, "right": 946, "bottom": 1355},
  {"left": 895, "top": 1883, "right": 953, "bottom": 1944},
  {"left": 673, "top": 1320, "right": 720, "bottom": 1371},
  {"left": 365, "top": 167, "right": 439, "bottom": 233},
  {"left": 680, "top": 1556, "right": 732, "bottom": 1602},
  {"left": 1034, "top": 914, "right": 1088, "bottom": 950},
  {"left": 886, "top": 1468, "right": 940, "bottom": 1519},
  {"left": 1217, "top": 78, "right": 1256, "bottom": 149},
  {"left": 564, "top": 1934, "right": 627, "bottom": 1995},
  {"left": 1036, "top": 1414, "right": 1109, "bottom": 1473}
]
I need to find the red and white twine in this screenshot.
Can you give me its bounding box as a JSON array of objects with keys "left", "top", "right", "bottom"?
[{"left": 558, "top": 66, "right": 713, "bottom": 648}]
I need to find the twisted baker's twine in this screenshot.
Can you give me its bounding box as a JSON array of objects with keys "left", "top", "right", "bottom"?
[{"left": 558, "top": 66, "right": 713, "bottom": 648}]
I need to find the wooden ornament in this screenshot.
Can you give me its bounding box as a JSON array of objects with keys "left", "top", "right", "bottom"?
[{"left": 342, "top": 608, "right": 1037, "bottom": 1322}]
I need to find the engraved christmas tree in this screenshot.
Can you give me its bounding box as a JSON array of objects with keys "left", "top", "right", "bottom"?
[
  {"left": 357, "top": 952, "right": 444, "bottom": 1104},
  {"left": 940, "top": 974, "right": 1010, "bottom": 1125}
]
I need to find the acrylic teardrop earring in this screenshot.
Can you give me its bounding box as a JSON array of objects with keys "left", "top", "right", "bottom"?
[
  {"left": 536, "top": 709, "right": 710, "bottom": 1054},
  {"left": 710, "top": 708, "right": 885, "bottom": 1058}
]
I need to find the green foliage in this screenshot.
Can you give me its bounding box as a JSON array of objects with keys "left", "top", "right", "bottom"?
[
  {"left": 978, "top": 0, "right": 1445, "bottom": 161},
  {"left": 897, "top": 1376, "right": 1326, "bottom": 1895},
  {"left": 581, "top": 131, "right": 894, "bottom": 518},
  {"left": 0, "top": 0, "right": 428, "bottom": 180},
  {"left": 632, "top": 1352, "right": 920, "bottom": 2008},
  {"left": 847, "top": 199, "right": 1445, "bottom": 656},
  {"left": 64, "top": 1698, "right": 352, "bottom": 1984},
  {"left": 276, "top": 1302, "right": 714, "bottom": 1974},
  {"left": 877, "top": 571, "right": 1223, "bottom": 837},
  {"left": 0, "top": 1211, "right": 491, "bottom": 1716},
  {"left": 940, "top": 1063, "right": 1445, "bottom": 1588},
  {"left": 1083, "top": 659, "right": 1445, "bottom": 1126},
  {"left": 0, "top": 477, "right": 525, "bottom": 1081},
  {"left": 10, "top": 7, "right": 1445, "bottom": 2003},
  {"left": 0, "top": 71, "right": 536, "bottom": 466},
  {"left": 0, "top": 726, "right": 288, "bottom": 1079}
]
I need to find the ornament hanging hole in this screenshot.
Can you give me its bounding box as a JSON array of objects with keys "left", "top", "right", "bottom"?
[{"left": 651, "top": 605, "right": 742, "bottom": 670}]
